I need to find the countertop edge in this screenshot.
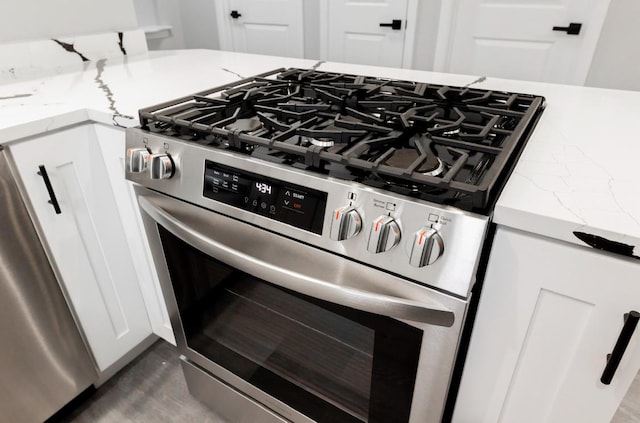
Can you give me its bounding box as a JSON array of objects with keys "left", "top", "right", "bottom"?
[
  {"left": 494, "top": 204, "right": 640, "bottom": 259},
  {"left": 0, "top": 109, "right": 90, "bottom": 145},
  {"left": 0, "top": 108, "right": 136, "bottom": 146}
]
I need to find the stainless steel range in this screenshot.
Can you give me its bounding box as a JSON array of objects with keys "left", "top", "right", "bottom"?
[{"left": 125, "top": 68, "right": 545, "bottom": 423}]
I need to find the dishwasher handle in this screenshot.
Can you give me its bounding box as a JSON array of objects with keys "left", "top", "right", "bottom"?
[{"left": 139, "top": 195, "right": 455, "bottom": 327}]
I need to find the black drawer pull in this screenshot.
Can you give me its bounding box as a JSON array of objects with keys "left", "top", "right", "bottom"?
[
  {"left": 37, "top": 165, "right": 61, "bottom": 214},
  {"left": 380, "top": 20, "right": 402, "bottom": 30},
  {"left": 552, "top": 22, "right": 582, "bottom": 35},
  {"left": 230, "top": 10, "right": 241, "bottom": 19},
  {"left": 601, "top": 310, "right": 639, "bottom": 385}
]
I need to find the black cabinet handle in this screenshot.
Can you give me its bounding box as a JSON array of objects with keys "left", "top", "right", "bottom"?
[
  {"left": 380, "top": 20, "right": 402, "bottom": 30},
  {"left": 230, "top": 10, "right": 241, "bottom": 19},
  {"left": 552, "top": 22, "right": 582, "bottom": 35},
  {"left": 601, "top": 311, "right": 639, "bottom": 385},
  {"left": 37, "top": 165, "right": 61, "bottom": 214}
]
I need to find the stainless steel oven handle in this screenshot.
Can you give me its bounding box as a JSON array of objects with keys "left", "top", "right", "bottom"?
[{"left": 139, "top": 196, "right": 455, "bottom": 327}]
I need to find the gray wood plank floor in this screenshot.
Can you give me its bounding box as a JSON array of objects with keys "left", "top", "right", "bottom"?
[
  {"left": 59, "top": 341, "right": 228, "bottom": 423},
  {"left": 58, "top": 340, "right": 639, "bottom": 422},
  {"left": 612, "top": 369, "right": 640, "bottom": 423}
]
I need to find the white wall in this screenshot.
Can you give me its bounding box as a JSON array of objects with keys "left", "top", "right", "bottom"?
[
  {"left": 134, "top": 0, "right": 219, "bottom": 51},
  {"left": 303, "top": 0, "right": 320, "bottom": 59},
  {"left": 140, "top": 0, "right": 186, "bottom": 50},
  {"left": 0, "top": 0, "right": 138, "bottom": 42},
  {"left": 180, "top": 0, "right": 220, "bottom": 49},
  {"left": 411, "top": 0, "right": 441, "bottom": 71},
  {"left": 586, "top": 0, "right": 640, "bottom": 91}
]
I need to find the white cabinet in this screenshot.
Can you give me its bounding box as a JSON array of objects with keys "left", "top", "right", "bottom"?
[
  {"left": 93, "top": 124, "right": 174, "bottom": 344},
  {"left": 8, "top": 124, "right": 153, "bottom": 372},
  {"left": 453, "top": 227, "right": 640, "bottom": 423}
]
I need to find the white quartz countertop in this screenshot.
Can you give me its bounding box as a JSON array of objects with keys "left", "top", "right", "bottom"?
[{"left": 1, "top": 49, "right": 638, "bottom": 257}]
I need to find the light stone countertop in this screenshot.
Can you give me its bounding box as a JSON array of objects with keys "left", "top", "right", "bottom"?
[{"left": 0, "top": 49, "right": 638, "bottom": 257}]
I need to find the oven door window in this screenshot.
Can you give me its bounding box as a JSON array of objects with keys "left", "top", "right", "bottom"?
[{"left": 159, "top": 226, "right": 423, "bottom": 423}]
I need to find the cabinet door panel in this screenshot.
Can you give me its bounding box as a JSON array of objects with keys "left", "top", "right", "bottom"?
[
  {"left": 9, "top": 125, "right": 152, "bottom": 371},
  {"left": 499, "top": 289, "right": 594, "bottom": 422},
  {"left": 94, "top": 124, "right": 174, "bottom": 344},
  {"left": 56, "top": 159, "right": 130, "bottom": 337},
  {"left": 454, "top": 227, "right": 640, "bottom": 423}
]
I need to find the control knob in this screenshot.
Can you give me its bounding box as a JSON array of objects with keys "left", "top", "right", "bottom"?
[
  {"left": 367, "top": 216, "right": 401, "bottom": 253},
  {"left": 408, "top": 227, "right": 444, "bottom": 267},
  {"left": 127, "top": 147, "right": 150, "bottom": 173},
  {"left": 329, "top": 206, "right": 362, "bottom": 241},
  {"left": 149, "top": 153, "right": 175, "bottom": 179}
]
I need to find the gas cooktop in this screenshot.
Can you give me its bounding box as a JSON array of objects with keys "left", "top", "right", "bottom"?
[{"left": 139, "top": 68, "right": 545, "bottom": 213}]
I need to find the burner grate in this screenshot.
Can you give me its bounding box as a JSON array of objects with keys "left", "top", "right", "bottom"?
[{"left": 139, "top": 68, "right": 545, "bottom": 212}]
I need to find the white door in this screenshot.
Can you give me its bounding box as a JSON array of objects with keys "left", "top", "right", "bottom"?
[
  {"left": 445, "top": 0, "right": 612, "bottom": 84},
  {"left": 9, "top": 125, "right": 152, "bottom": 372},
  {"left": 216, "top": 0, "right": 304, "bottom": 58},
  {"left": 325, "top": 0, "right": 410, "bottom": 67}
]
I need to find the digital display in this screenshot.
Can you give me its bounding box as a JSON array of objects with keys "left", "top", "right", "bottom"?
[
  {"left": 255, "top": 182, "right": 272, "bottom": 195},
  {"left": 203, "top": 161, "right": 327, "bottom": 234}
]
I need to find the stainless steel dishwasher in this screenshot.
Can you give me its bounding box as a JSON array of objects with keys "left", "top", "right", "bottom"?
[{"left": 0, "top": 145, "right": 97, "bottom": 422}]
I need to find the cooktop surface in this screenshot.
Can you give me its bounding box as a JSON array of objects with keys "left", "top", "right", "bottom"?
[{"left": 138, "top": 68, "right": 545, "bottom": 213}]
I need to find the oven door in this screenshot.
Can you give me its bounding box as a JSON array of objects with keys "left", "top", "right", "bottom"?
[{"left": 136, "top": 188, "right": 468, "bottom": 423}]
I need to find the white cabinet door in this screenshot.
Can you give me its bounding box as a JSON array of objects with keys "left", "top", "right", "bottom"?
[
  {"left": 446, "top": 0, "right": 612, "bottom": 84},
  {"left": 216, "top": 0, "right": 304, "bottom": 58},
  {"left": 453, "top": 227, "right": 640, "bottom": 423},
  {"left": 8, "top": 125, "right": 152, "bottom": 372},
  {"left": 325, "top": 0, "right": 409, "bottom": 67},
  {"left": 93, "top": 124, "right": 175, "bottom": 344}
]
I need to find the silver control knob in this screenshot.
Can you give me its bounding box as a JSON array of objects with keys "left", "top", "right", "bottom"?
[
  {"left": 149, "top": 153, "right": 175, "bottom": 180},
  {"left": 127, "top": 147, "right": 150, "bottom": 173},
  {"left": 408, "top": 227, "right": 444, "bottom": 267},
  {"left": 329, "top": 206, "right": 362, "bottom": 241},
  {"left": 367, "top": 216, "right": 401, "bottom": 253}
]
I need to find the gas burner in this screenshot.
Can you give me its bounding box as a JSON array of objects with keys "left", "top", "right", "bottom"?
[
  {"left": 304, "top": 137, "right": 335, "bottom": 147},
  {"left": 225, "top": 117, "right": 262, "bottom": 133},
  {"left": 139, "top": 67, "right": 545, "bottom": 212},
  {"left": 418, "top": 156, "right": 445, "bottom": 177},
  {"left": 441, "top": 129, "right": 460, "bottom": 136},
  {"left": 385, "top": 148, "right": 446, "bottom": 178}
]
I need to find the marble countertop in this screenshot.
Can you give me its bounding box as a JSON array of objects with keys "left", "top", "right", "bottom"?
[{"left": 0, "top": 49, "right": 638, "bottom": 257}]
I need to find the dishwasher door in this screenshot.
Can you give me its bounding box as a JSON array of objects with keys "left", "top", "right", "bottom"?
[{"left": 0, "top": 147, "right": 97, "bottom": 422}]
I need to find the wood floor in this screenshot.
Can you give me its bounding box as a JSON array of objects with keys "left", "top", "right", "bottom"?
[
  {"left": 613, "top": 370, "right": 640, "bottom": 423},
  {"left": 56, "top": 340, "right": 639, "bottom": 422}
]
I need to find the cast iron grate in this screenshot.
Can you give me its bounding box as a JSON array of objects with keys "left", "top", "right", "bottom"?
[{"left": 138, "top": 68, "right": 545, "bottom": 213}]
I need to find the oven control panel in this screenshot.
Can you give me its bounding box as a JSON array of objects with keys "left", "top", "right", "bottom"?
[
  {"left": 126, "top": 129, "right": 490, "bottom": 297},
  {"left": 203, "top": 161, "right": 327, "bottom": 234}
]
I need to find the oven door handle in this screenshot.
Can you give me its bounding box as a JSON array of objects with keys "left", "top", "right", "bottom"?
[{"left": 139, "top": 196, "right": 455, "bottom": 327}]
